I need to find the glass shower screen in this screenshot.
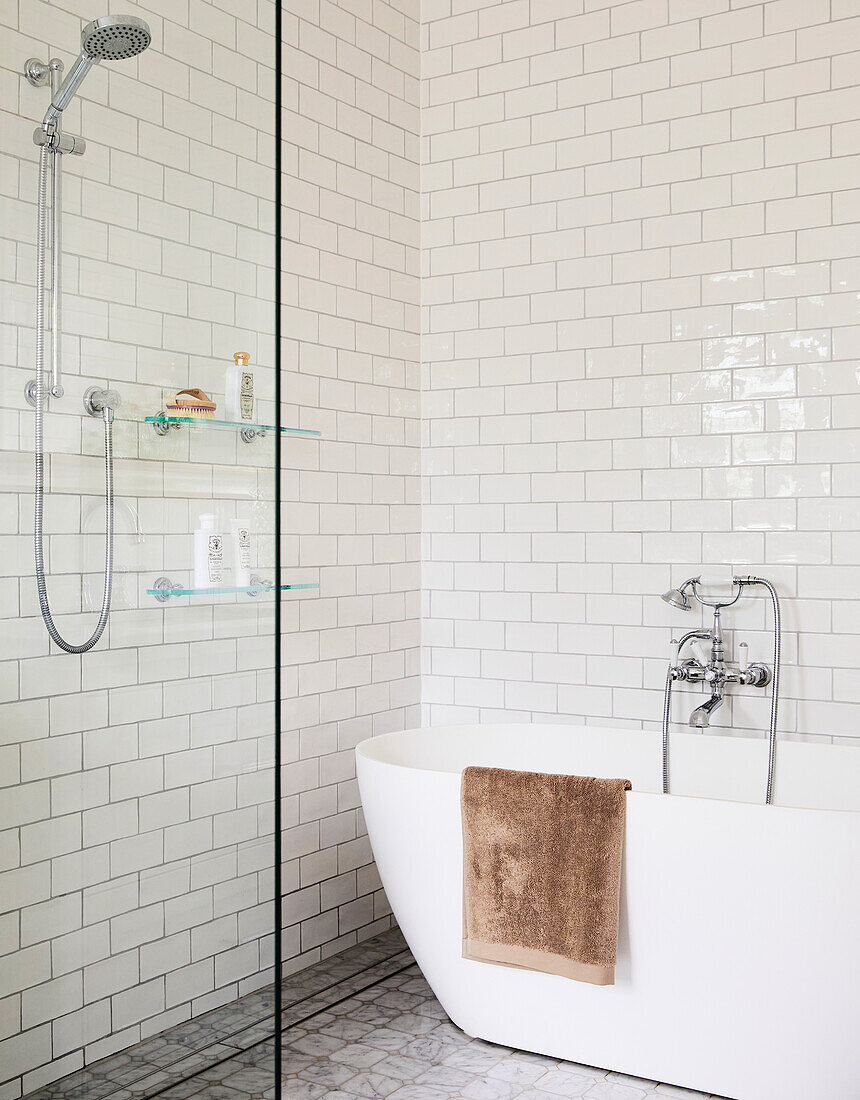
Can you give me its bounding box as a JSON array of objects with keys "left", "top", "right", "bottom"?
[{"left": 0, "top": 2, "right": 293, "bottom": 1097}]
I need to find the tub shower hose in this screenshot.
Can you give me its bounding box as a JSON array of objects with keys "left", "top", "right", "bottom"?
[
  {"left": 744, "top": 576, "right": 782, "bottom": 806},
  {"left": 661, "top": 665, "right": 673, "bottom": 796},
  {"left": 661, "top": 576, "right": 782, "bottom": 805},
  {"left": 34, "top": 144, "right": 114, "bottom": 654}
]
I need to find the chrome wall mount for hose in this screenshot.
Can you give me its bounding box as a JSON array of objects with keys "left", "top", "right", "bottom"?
[{"left": 31, "top": 144, "right": 118, "bottom": 653}]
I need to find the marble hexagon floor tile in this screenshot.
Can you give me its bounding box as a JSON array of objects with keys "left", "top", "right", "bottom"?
[
  {"left": 26, "top": 930, "right": 728, "bottom": 1100},
  {"left": 162, "top": 951, "right": 726, "bottom": 1100}
]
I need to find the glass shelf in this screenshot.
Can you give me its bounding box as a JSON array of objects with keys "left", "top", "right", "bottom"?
[
  {"left": 148, "top": 576, "right": 319, "bottom": 602},
  {"left": 145, "top": 414, "right": 321, "bottom": 441}
]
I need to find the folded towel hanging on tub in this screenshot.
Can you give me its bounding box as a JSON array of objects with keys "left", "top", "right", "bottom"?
[{"left": 461, "top": 767, "right": 632, "bottom": 986}]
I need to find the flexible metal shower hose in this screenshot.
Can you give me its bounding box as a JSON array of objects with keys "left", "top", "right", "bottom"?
[
  {"left": 661, "top": 664, "right": 673, "bottom": 795},
  {"left": 754, "top": 576, "right": 782, "bottom": 805},
  {"left": 34, "top": 143, "right": 114, "bottom": 653}
]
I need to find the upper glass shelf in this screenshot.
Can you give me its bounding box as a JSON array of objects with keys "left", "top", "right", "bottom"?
[
  {"left": 145, "top": 414, "right": 321, "bottom": 441},
  {"left": 147, "top": 576, "right": 319, "bottom": 602}
]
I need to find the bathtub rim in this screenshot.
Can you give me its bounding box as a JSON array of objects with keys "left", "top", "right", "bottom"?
[{"left": 356, "top": 722, "right": 860, "bottom": 815}]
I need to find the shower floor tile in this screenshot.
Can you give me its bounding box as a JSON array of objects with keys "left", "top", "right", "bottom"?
[
  {"left": 24, "top": 930, "right": 410, "bottom": 1100},
  {"left": 27, "top": 932, "right": 727, "bottom": 1100},
  {"left": 165, "top": 949, "right": 727, "bottom": 1100}
]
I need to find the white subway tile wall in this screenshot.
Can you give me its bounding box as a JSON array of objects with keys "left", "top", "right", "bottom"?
[
  {"left": 278, "top": 0, "right": 422, "bottom": 974},
  {"left": 2, "top": 0, "right": 420, "bottom": 1089},
  {"left": 420, "top": 2, "right": 860, "bottom": 744},
  {"left": 0, "top": 0, "right": 287, "bottom": 1094}
]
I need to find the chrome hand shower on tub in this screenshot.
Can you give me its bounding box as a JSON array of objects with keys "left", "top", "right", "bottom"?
[
  {"left": 25, "top": 17, "right": 150, "bottom": 653},
  {"left": 660, "top": 575, "right": 782, "bottom": 804}
]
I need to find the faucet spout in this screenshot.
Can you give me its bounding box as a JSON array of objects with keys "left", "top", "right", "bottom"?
[
  {"left": 689, "top": 693, "right": 723, "bottom": 729},
  {"left": 675, "top": 628, "right": 713, "bottom": 651}
]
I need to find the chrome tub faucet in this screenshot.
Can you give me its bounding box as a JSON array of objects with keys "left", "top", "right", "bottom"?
[{"left": 660, "top": 575, "right": 782, "bottom": 804}]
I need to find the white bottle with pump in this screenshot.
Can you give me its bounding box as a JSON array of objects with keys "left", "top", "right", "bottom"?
[{"left": 194, "top": 514, "right": 224, "bottom": 587}]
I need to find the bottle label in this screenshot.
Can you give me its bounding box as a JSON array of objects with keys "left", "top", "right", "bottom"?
[
  {"left": 208, "top": 534, "right": 223, "bottom": 583},
  {"left": 240, "top": 371, "right": 254, "bottom": 421},
  {"left": 236, "top": 527, "right": 251, "bottom": 568}
]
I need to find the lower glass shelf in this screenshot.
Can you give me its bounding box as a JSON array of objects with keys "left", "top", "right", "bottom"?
[
  {"left": 144, "top": 413, "right": 321, "bottom": 442},
  {"left": 147, "top": 576, "right": 319, "bottom": 602}
]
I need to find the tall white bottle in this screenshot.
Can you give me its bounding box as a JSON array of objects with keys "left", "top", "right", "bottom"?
[
  {"left": 225, "top": 351, "right": 254, "bottom": 422},
  {"left": 194, "top": 513, "right": 224, "bottom": 587},
  {"left": 230, "top": 518, "right": 252, "bottom": 586}
]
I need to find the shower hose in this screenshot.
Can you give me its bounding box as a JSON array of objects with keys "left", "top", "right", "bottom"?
[{"left": 34, "top": 143, "right": 114, "bottom": 653}]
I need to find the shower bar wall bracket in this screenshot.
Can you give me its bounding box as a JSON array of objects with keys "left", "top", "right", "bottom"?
[
  {"left": 33, "top": 125, "right": 87, "bottom": 155},
  {"left": 26, "top": 384, "right": 119, "bottom": 420},
  {"left": 24, "top": 379, "right": 47, "bottom": 407},
  {"left": 25, "top": 56, "right": 62, "bottom": 91},
  {"left": 25, "top": 58, "right": 86, "bottom": 153}
]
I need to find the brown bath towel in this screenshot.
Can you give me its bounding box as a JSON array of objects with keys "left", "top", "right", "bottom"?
[{"left": 461, "top": 767, "right": 632, "bottom": 986}]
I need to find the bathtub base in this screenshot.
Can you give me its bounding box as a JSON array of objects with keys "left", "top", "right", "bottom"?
[{"left": 357, "top": 726, "right": 860, "bottom": 1100}]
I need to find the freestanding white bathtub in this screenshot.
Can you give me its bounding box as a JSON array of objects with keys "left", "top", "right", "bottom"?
[{"left": 356, "top": 724, "right": 860, "bottom": 1100}]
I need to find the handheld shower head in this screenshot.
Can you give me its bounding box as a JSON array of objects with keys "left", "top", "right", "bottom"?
[
  {"left": 661, "top": 586, "right": 691, "bottom": 611},
  {"left": 43, "top": 15, "right": 151, "bottom": 126},
  {"left": 661, "top": 576, "right": 700, "bottom": 612},
  {"left": 81, "top": 15, "right": 152, "bottom": 60}
]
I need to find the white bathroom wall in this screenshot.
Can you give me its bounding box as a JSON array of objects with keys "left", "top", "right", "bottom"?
[
  {"left": 420, "top": 1, "right": 860, "bottom": 745},
  {"left": 1, "top": 0, "right": 421, "bottom": 1090},
  {"left": 278, "top": 0, "right": 422, "bottom": 972},
  {"left": 0, "top": 1, "right": 283, "bottom": 1094}
]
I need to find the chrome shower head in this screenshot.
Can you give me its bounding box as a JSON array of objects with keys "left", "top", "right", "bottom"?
[
  {"left": 661, "top": 576, "right": 700, "bottom": 612},
  {"left": 81, "top": 15, "right": 152, "bottom": 60},
  {"left": 661, "top": 587, "right": 691, "bottom": 611},
  {"left": 42, "top": 15, "right": 151, "bottom": 126}
]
